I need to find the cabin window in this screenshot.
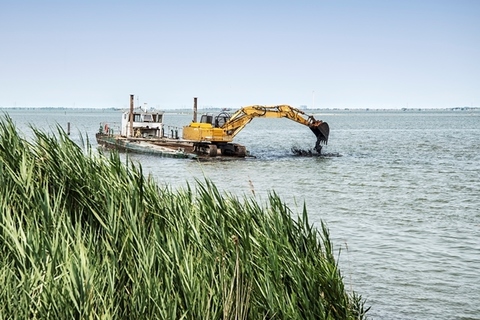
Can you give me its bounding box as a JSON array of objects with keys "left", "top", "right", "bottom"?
[
  {"left": 200, "top": 115, "right": 213, "bottom": 124},
  {"left": 134, "top": 114, "right": 141, "bottom": 122},
  {"left": 143, "top": 114, "right": 153, "bottom": 122}
]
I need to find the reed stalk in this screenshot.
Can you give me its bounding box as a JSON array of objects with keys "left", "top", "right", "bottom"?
[{"left": 0, "top": 115, "right": 369, "bottom": 319}]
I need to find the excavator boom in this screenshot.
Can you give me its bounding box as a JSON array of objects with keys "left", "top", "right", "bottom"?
[{"left": 223, "top": 105, "right": 329, "bottom": 151}]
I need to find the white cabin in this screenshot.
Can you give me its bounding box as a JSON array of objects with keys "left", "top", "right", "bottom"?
[{"left": 121, "top": 108, "right": 164, "bottom": 138}]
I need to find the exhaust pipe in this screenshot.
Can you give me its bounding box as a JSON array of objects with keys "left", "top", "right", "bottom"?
[{"left": 193, "top": 97, "right": 198, "bottom": 122}]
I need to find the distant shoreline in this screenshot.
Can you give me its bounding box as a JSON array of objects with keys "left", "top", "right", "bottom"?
[{"left": 1, "top": 106, "right": 479, "bottom": 112}]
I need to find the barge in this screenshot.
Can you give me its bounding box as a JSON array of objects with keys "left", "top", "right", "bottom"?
[{"left": 96, "top": 96, "right": 198, "bottom": 158}]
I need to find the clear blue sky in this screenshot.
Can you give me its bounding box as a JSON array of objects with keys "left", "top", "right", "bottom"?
[{"left": 1, "top": 0, "right": 479, "bottom": 109}]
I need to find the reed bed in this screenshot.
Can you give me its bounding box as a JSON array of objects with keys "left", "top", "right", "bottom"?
[{"left": 0, "top": 115, "right": 369, "bottom": 319}]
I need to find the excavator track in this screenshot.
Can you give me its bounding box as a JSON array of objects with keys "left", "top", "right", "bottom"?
[{"left": 193, "top": 142, "right": 247, "bottom": 157}]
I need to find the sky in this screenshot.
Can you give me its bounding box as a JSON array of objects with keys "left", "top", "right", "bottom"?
[{"left": 1, "top": 0, "right": 479, "bottom": 109}]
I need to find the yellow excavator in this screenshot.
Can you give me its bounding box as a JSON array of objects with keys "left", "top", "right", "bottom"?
[{"left": 183, "top": 103, "right": 329, "bottom": 157}]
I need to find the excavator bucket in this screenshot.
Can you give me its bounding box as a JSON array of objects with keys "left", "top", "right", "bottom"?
[{"left": 309, "top": 121, "right": 329, "bottom": 153}]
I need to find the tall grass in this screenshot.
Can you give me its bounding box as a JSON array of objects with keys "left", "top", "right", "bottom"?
[{"left": 0, "top": 115, "right": 369, "bottom": 319}]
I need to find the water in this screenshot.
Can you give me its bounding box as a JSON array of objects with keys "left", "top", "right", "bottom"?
[{"left": 4, "top": 107, "right": 480, "bottom": 319}]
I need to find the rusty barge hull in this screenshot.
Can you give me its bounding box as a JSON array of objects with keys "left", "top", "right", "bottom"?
[{"left": 95, "top": 133, "right": 198, "bottom": 159}]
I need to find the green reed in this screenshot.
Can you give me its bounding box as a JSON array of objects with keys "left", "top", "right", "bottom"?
[{"left": 0, "top": 115, "right": 369, "bottom": 319}]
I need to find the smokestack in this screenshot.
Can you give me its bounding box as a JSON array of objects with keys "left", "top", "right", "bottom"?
[
  {"left": 193, "top": 97, "right": 198, "bottom": 122},
  {"left": 129, "top": 94, "right": 134, "bottom": 137}
]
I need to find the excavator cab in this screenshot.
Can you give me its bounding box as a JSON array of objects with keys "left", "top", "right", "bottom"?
[{"left": 199, "top": 112, "right": 231, "bottom": 128}]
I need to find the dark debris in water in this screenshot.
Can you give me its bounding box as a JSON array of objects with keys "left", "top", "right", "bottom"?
[{"left": 291, "top": 147, "right": 342, "bottom": 157}]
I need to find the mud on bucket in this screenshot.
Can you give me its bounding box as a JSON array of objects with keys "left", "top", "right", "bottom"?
[{"left": 310, "top": 122, "right": 329, "bottom": 153}]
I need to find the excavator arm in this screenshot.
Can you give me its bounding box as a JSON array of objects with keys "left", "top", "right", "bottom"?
[{"left": 222, "top": 105, "right": 329, "bottom": 151}]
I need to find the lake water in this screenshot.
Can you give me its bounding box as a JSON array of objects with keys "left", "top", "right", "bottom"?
[{"left": 3, "top": 107, "right": 480, "bottom": 319}]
